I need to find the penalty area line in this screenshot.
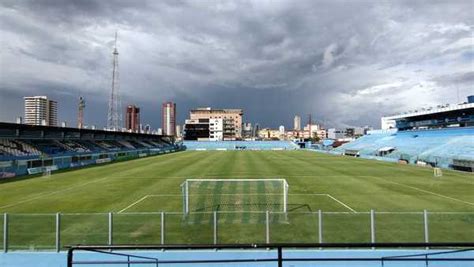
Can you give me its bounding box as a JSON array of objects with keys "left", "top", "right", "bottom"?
[
  {"left": 326, "top": 194, "right": 357, "bottom": 213},
  {"left": 118, "top": 195, "right": 150, "bottom": 213}
]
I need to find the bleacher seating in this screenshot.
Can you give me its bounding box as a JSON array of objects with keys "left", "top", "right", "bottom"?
[
  {"left": 0, "top": 139, "right": 42, "bottom": 157},
  {"left": 0, "top": 122, "right": 184, "bottom": 177},
  {"left": 183, "top": 141, "right": 299, "bottom": 150},
  {"left": 117, "top": 140, "right": 136, "bottom": 149},
  {"left": 334, "top": 127, "right": 474, "bottom": 169}
]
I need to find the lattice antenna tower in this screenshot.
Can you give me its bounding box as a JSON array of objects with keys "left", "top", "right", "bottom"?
[{"left": 107, "top": 31, "right": 122, "bottom": 130}]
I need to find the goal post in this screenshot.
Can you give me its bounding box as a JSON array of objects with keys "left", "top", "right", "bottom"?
[
  {"left": 433, "top": 167, "right": 443, "bottom": 177},
  {"left": 181, "top": 179, "right": 289, "bottom": 214},
  {"left": 43, "top": 168, "right": 51, "bottom": 177}
]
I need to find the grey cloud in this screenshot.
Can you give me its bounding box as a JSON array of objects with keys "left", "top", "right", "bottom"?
[
  {"left": 0, "top": 0, "right": 473, "bottom": 129},
  {"left": 433, "top": 72, "right": 474, "bottom": 86}
]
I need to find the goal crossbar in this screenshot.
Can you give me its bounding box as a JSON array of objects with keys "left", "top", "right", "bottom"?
[{"left": 180, "top": 178, "right": 288, "bottom": 184}]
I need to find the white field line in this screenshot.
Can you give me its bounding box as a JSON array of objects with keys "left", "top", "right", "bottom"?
[
  {"left": 326, "top": 194, "right": 357, "bottom": 213},
  {"left": 148, "top": 193, "right": 328, "bottom": 197},
  {"left": 117, "top": 195, "right": 150, "bottom": 213},
  {"left": 108, "top": 175, "right": 376, "bottom": 179},
  {"left": 369, "top": 176, "right": 474, "bottom": 207},
  {"left": 117, "top": 193, "right": 354, "bottom": 213},
  {"left": 0, "top": 177, "right": 111, "bottom": 210}
]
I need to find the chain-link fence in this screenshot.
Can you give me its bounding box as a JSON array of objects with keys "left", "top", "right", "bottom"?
[{"left": 1, "top": 211, "right": 473, "bottom": 252}]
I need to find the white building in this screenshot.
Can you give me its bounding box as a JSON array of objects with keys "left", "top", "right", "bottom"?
[
  {"left": 209, "top": 119, "right": 223, "bottom": 141},
  {"left": 24, "top": 96, "right": 58, "bottom": 126},
  {"left": 279, "top": 125, "right": 285, "bottom": 135},
  {"left": 294, "top": 115, "right": 301, "bottom": 130},
  {"left": 327, "top": 128, "right": 345, "bottom": 139}
]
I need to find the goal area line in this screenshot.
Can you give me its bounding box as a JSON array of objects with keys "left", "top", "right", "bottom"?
[{"left": 117, "top": 193, "right": 357, "bottom": 214}]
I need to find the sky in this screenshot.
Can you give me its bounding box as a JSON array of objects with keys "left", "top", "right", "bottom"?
[{"left": 0, "top": 0, "right": 473, "bottom": 130}]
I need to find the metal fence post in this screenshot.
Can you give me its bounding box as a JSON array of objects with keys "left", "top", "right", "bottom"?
[
  {"left": 161, "top": 212, "right": 165, "bottom": 245},
  {"left": 3, "top": 213, "right": 7, "bottom": 253},
  {"left": 213, "top": 211, "right": 218, "bottom": 245},
  {"left": 56, "top": 213, "right": 61, "bottom": 252},
  {"left": 266, "top": 211, "right": 270, "bottom": 244},
  {"left": 370, "top": 210, "right": 375, "bottom": 249},
  {"left": 424, "top": 210, "right": 429, "bottom": 248},
  {"left": 108, "top": 212, "right": 113, "bottom": 246},
  {"left": 318, "top": 210, "right": 322, "bottom": 244}
]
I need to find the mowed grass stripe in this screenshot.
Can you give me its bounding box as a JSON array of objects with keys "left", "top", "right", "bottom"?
[{"left": 1, "top": 151, "right": 473, "bottom": 214}]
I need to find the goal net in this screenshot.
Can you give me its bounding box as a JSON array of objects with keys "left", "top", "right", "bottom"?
[
  {"left": 181, "top": 179, "right": 288, "bottom": 214},
  {"left": 43, "top": 169, "right": 51, "bottom": 177},
  {"left": 434, "top": 167, "right": 443, "bottom": 177}
]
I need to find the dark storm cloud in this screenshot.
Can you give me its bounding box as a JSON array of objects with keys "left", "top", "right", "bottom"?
[{"left": 0, "top": 0, "right": 473, "bottom": 129}]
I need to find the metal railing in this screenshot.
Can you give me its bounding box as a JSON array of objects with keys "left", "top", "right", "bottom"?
[
  {"left": 1, "top": 210, "right": 473, "bottom": 252},
  {"left": 67, "top": 243, "right": 474, "bottom": 267}
]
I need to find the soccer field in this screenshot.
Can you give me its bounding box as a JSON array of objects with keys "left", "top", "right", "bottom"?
[{"left": 0, "top": 150, "right": 473, "bottom": 249}]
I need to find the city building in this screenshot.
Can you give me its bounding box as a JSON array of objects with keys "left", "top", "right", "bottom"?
[
  {"left": 258, "top": 128, "right": 281, "bottom": 140},
  {"left": 184, "top": 119, "right": 209, "bottom": 140},
  {"left": 162, "top": 102, "right": 176, "bottom": 136},
  {"left": 327, "top": 128, "right": 345, "bottom": 139},
  {"left": 189, "top": 107, "right": 243, "bottom": 140},
  {"left": 279, "top": 125, "right": 285, "bottom": 135},
  {"left": 184, "top": 118, "right": 224, "bottom": 141},
  {"left": 242, "top": 122, "right": 253, "bottom": 139},
  {"left": 24, "top": 96, "right": 58, "bottom": 126},
  {"left": 175, "top": 125, "right": 182, "bottom": 138},
  {"left": 303, "top": 124, "right": 322, "bottom": 138},
  {"left": 209, "top": 119, "right": 224, "bottom": 141},
  {"left": 253, "top": 123, "right": 260, "bottom": 139},
  {"left": 294, "top": 115, "right": 301, "bottom": 130},
  {"left": 125, "top": 105, "right": 140, "bottom": 133}
]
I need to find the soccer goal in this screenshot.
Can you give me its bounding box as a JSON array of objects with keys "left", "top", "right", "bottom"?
[
  {"left": 181, "top": 179, "right": 289, "bottom": 214},
  {"left": 433, "top": 167, "right": 443, "bottom": 177},
  {"left": 43, "top": 168, "right": 51, "bottom": 177}
]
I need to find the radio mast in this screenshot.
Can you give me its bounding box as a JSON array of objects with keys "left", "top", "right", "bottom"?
[{"left": 107, "top": 31, "right": 122, "bottom": 130}]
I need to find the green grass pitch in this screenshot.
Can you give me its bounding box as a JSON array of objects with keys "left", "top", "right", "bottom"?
[{"left": 0, "top": 150, "right": 472, "bottom": 249}]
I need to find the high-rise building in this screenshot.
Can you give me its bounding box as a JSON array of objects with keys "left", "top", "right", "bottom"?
[
  {"left": 77, "top": 97, "right": 85, "bottom": 129},
  {"left": 162, "top": 102, "right": 176, "bottom": 136},
  {"left": 125, "top": 105, "right": 140, "bottom": 133},
  {"left": 189, "top": 107, "right": 243, "bottom": 140},
  {"left": 24, "top": 96, "right": 57, "bottom": 126},
  {"left": 175, "top": 125, "right": 182, "bottom": 138},
  {"left": 294, "top": 115, "right": 301, "bottom": 131}
]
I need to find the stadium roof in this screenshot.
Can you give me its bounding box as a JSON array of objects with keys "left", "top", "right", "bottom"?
[{"left": 382, "top": 102, "right": 474, "bottom": 120}]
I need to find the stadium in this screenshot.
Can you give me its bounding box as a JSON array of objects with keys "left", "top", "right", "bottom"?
[
  {"left": 0, "top": 98, "right": 473, "bottom": 266},
  {"left": 1, "top": 1, "right": 473, "bottom": 266}
]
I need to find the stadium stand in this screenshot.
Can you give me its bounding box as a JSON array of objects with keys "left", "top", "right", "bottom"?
[
  {"left": 0, "top": 139, "right": 42, "bottom": 157},
  {"left": 334, "top": 127, "right": 474, "bottom": 171},
  {"left": 0, "top": 122, "right": 183, "bottom": 177},
  {"left": 183, "top": 140, "right": 299, "bottom": 150}
]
